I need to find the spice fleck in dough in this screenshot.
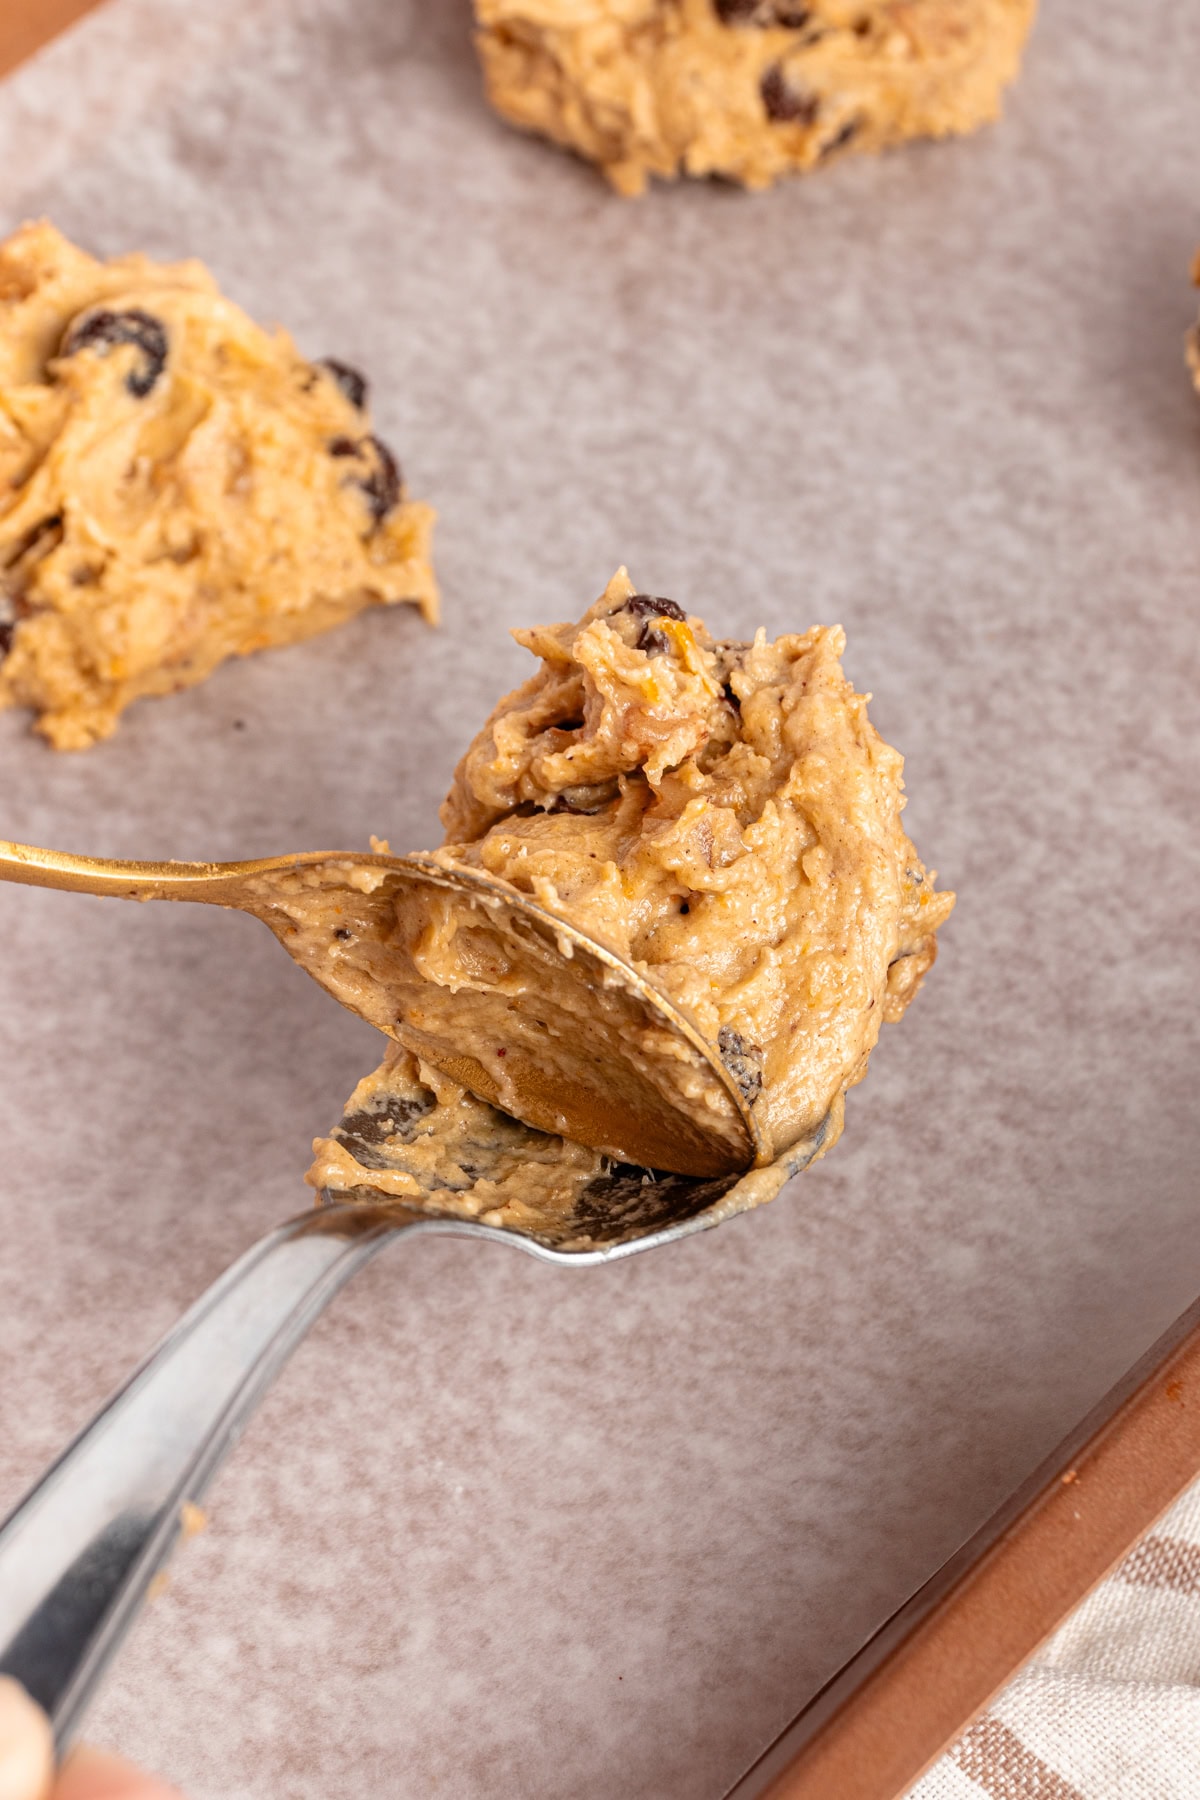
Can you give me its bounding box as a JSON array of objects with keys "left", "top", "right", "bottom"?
[
  {"left": 435, "top": 569, "right": 955, "bottom": 1162},
  {"left": 474, "top": 0, "right": 1037, "bottom": 195},
  {"left": 0, "top": 222, "right": 437, "bottom": 749}
]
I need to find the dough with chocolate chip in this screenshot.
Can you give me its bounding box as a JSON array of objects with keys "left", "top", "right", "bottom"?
[
  {"left": 474, "top": 0, "right": 1036, "bottom": 195},
  {"left": 435, "top": 569, "right": 955, "bottom": 1162},
  {"left": 0, "top": 222, "right": 437, "bottom": 748}
]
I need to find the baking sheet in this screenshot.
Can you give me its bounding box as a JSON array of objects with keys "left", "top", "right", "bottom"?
[{"left": 0, "top": 3, "right": 1198, "bottom": 1795}]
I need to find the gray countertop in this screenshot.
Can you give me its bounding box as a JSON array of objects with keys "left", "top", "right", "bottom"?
[{"left": 0, "top": 2, "right": 1198, "bottom": 1794}]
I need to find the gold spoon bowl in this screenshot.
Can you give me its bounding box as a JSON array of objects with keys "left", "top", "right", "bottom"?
[{"left": 0, "top": 838, "right": 767, "bottom": 1177}]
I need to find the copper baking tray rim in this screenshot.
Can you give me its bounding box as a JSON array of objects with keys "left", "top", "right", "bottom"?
[{"left": 724, "top": 1290, "right": 1200, "bottom": 1800}]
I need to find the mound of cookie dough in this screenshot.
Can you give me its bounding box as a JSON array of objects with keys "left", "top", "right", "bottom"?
[
  {"left": 0, "top": 221, "right": 437, "bottom": 748},
  {"left": 474, "top": 0, "right": 1036, "bottom": 195},
  {"left": 436, "top": 569, "right": 954, "bottom": 1163}
]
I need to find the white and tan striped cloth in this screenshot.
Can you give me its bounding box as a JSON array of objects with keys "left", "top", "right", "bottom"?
[{"left": 909, "top": 1477, "right": 1200, "bottom": 1800}]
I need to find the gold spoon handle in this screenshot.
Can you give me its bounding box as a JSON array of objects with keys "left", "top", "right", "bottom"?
[
  {"left": 0, "top": 839, "right": 240, "bottom": 900},
  {"left": 0, "top": 839, "right": 382, "bottom": 906},
  {"left": 0, "top": 838, "right": 269, "bottom": 907}
]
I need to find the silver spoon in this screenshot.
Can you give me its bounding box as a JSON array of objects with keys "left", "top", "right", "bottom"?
[{"left": 0, "top": 1112, "right": 826, "bottom": 1755}]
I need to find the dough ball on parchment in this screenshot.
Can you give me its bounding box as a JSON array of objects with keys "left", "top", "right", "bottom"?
[
  {"left": 436, "top": 568, "right": 955, "bottom": 1164},
  {"left": 0, "top": 221, "right": 437, "bottom": 749},
  {"left": 474, "top": 0, "right": 1037, "bottom": 195}
]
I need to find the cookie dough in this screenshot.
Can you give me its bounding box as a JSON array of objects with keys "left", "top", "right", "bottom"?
[
  {"left": 157, "top": 574, "right": 948, "bottom": 1180},
  {"left": 0, "top": 221, "right": 437, "bottom": 748},
  {"left": 261, "top": 848, "right": 764, "bottom": 1176},
  {"left": 307, "top": 1038, "right": 820, "bottom": 1248},
  {"left": 435, "top": 568, "right": 954, "bottom": 1163},
  {"left": 474, "top": 0, "right": 1036, "bottom": 194}
]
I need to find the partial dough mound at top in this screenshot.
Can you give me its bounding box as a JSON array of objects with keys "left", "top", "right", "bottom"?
[
  {"left": 475, "top": 0, "right": 1036, "bottom": 194},
  {"left": 440, "top": 568, "right": 955, "bottom": 1158},
  {"left": 0, "top": 222, "right": 437, "bottom": 748}
]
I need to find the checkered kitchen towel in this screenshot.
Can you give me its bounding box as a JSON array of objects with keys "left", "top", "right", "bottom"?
[{"left": 908, "top": 1475, "right": 1200, "bottom": 1800}]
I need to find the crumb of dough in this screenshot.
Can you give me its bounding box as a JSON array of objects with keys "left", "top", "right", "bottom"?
[
  {"left": 0, "top": 221, "right": 437, "bottom": 749},
  {"left": 473, "top": 0, "right": 1037, "bottom": 195},
  {"left": 437, "top": 568, "right": 954, "bottom": 1161},
  {"left": 179, "top": 1501, "right": 207, "bottom": 1538}
]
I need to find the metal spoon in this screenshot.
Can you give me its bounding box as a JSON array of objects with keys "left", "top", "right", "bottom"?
[
  {"left": 0, "top": 1105, "right": 826, "bottom": 1755},
  {"left": 0, "top": 838, "right": 765, "bottom": 1177}
]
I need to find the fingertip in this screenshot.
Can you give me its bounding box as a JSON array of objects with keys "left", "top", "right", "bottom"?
[
  {"left": 55, "top": 1746, "right": 183, "bottom": 1800},
  {"left": 0, "top": 1677, "right": 54, "bottom": 1800}
]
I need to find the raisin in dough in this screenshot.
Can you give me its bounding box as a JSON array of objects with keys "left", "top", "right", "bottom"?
[
  {"left": 0, "top": 222, "right": 437, "bottom": 748},
  {"left": 433, "top": 569, "right": 955, "bottom": 1162},
  {"left": 474, "top": 0, "right": 1037, "bottom": 195}
]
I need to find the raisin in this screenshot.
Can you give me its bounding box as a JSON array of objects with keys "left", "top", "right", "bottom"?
[
  {"left": 357, "top": 435, "right": 401, "bottom": 524},
  {"left": 622, "top": 593, "right": 687, "bottom": 623},
  {"left": 328, "top": 434, "right": 403, "bottom": 525},
  {"left": 761, "top": 65, "right": 821, "bottom": 125},
  {"left": 333, "top": 926, "right": 352, "bottom": 941},
  {"left": 722, "top": 680, "right": 741, "bottom": 711},
  {"left": 620, "top": 594, "right": 687, "bottom": 653},
  {"left": 0, "top": 515, "right": 62, "bottom": 656},
  {"left": 318, "top": 358, "right": 369, "bottom": 411},
  {"left": 3, "top": 513, "right": 63, "bottom": 573},
  {"left": 821, "top": 118, "right": 860, "bottom": 157},
  {"left": 59, "top": 308, "right": 168, "bottom": 398},
  {"left": 717, "top": 1025, "right": 765, "bottom": 1106}
]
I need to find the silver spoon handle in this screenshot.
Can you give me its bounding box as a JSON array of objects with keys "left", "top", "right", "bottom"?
[{"left": 0, "top": 1199, "right": 423, "bottom": 1752}]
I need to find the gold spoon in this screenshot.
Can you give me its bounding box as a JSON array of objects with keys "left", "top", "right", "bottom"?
[{"left": 0, "top": 838, "right": 767, "bottom": 1178}]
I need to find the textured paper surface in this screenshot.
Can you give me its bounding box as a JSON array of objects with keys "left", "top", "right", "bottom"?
[{"left": 0, "top": 4, "right": 1198, "bottom": 1796}]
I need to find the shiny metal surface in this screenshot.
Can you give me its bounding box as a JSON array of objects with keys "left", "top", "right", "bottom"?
[
  {"left": 0, "top": 1149, "right": 790, "bottom": 1755},
  {"left": 0, "top": 838, "right": 763, "bottom": 1176}
]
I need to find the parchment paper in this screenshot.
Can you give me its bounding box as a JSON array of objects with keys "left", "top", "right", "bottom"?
[{"left": 0, "top": 4, "right": 1198, "bottom": 1796}]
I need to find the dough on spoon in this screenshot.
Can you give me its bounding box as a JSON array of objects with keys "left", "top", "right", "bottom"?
[
  {"left": 307, "top": 1039, "right": 815, "bottom": 1248},
  {"left": 0, "top": 221, "right": 437, "bottom": 748},
  {"left": 432, "top": 568, "right": 955, "bottom": 1164},
  {"left": 474, "top": 0, "right": 1037, "bottom": 195}
]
